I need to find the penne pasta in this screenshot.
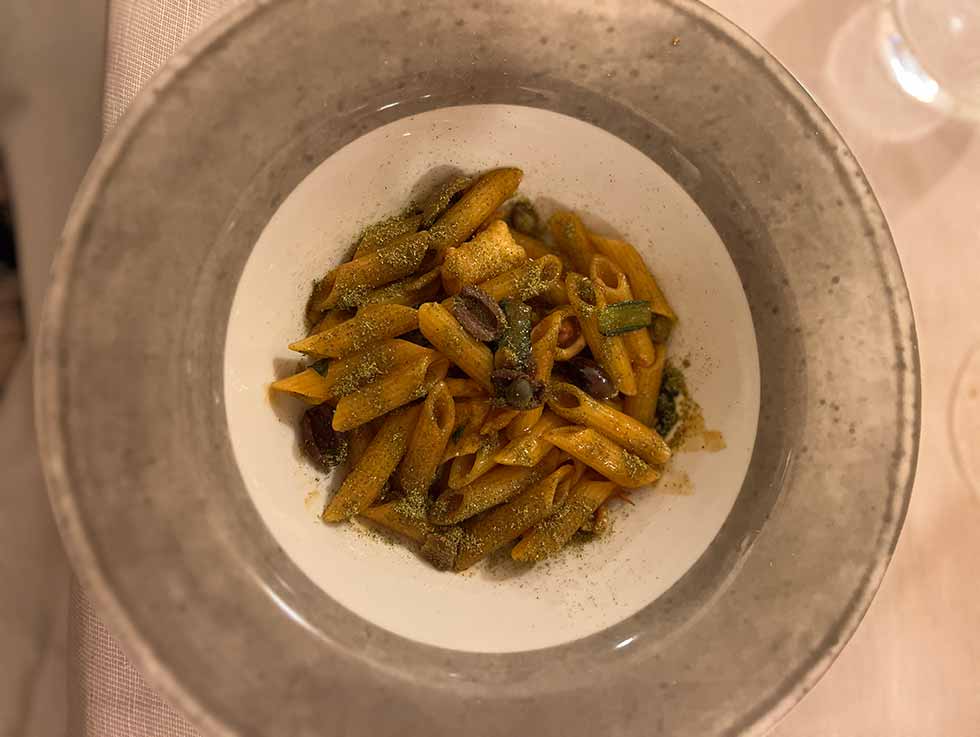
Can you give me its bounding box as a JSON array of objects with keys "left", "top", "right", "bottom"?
[
  {"left": 322, "top": 404, "right": 421, "bottom": 522},
  {"left": 444, "top": 378, "right": 486, "bottom": 398},
  {"left": 481, "top": 407, "right": 520, "bottom": 435},
  {"left": 589, "top": 232, "right": 676, "bottom": 342},
  {"left": 332, "top": 354, "right": 449, "bottom": 432},
  {"left": 321, "top": 339, "right": 432, "bottom": 399},
  {"left": 566, "top": 273, "right": 637, "bottom": 395},
  {"left": 543, "top": 425, "right": 660, "bottom": 488},
  {"left": 322, "top": 231, "right": 432, "bottom": 310},
  {"left": 448, "top": 432, "right": 506, "bottom": 489},
  {"left": 289, "top": 304, "right": 419, "bottom": 358},
  {"left": 471, "top": 255, "right": 564, "bottom": 304},
  {"left": 429, "top": 447, "right": 563, "bottom": 525},
  {"left": 353, "top": 212, "right": 423, "bottom": 258},
  {"left": 269, "top": 367, "right": 331, "bottom": 403},
  {"left": 624, "top": 343, "right": 667, "bottom": 426},
  {"left": 455, "top": 465, "right": 573, "bottom": 570},
  {"left": 547, "top": 382, "right": 671, "bottom": 464},
  {"left": 511, "top": 479, "right": 618, "bottom": 562},
  {"left": 346, "top": 422, "right": 376, "bottom": 463},
  {"left": 494, "top": 410, "right": 565, "bottom": 467},
  {"left": 590, "top": 255, "right": 657, "bottom": 367},
  {"left": 396, "top": 381, "right": 456, "bottom": 517},
  {"left": 309, "top": 308, "right": 353, "bottom": 337},
  {"left": 420, "top": 176, "right": 473, "bottom": 229},
  {"left": 511, "top": 230, "right": 556, "bottom": 260},
  {"left": 441, "top": 220, "right": 527, "bottom": 294},
  {"left": 549, "top": 211, "right": 597, "bottom": 273},
  {"left": 360, "top": 501, "right": 433, "bottom": 543},
  {"left": 442, "top": 399, "right": 491, "bottom": 461},
  {"left": 355, "top": 267, "right": 442, "bottom": 308},
  {"left": 418, "top": 302, "right": 494, "bottom": 389},
  {"left": 429, "top": 167, "right": 523, "bottom": 253}
]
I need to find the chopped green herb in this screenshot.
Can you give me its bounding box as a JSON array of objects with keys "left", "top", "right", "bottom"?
[
  {"left": 654, "top": 362, "right": 687, "bottom": 436},
  {"left": 597, "top": 300, "right": 652, "bottom": 336},
  {"left": 495, "top": 300, "right": 533, "bottom": 372}
]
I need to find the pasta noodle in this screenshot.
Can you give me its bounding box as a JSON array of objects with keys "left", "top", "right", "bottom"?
[
  {"left": 332, "top": 354, "right": 449, "bottom": 432},
  {"left": 418, "top": 302, "right": 494, "bottom": 388},
  {"left": 441, "top": 220, "right": 526, "bottom": 294},
  {"left": 396, "top": 381, "right": 455, "bottom": 517},
  {"left": 493, "top": 410, "right": 564, "bottom": 467},
  {"left": 511, "top": 479, "right": 618, "bottom": 562},
  {"left": 321, "top": 231, "right": 431, "bottom": 309},
  {"left": 543, "top": 426, "right": 660, "bottom": 488},
  {"left": 455, "top": 466, "right": 573, "bottom": 570},
  {"left": 429, "top": 168, "right": 523, "bottom": 253},
  {"left": 624, "top": 343, "right": 667, "bottom": 426},
  {"left": 547, "top": 382, "right": 671, "bottom": 464},
  {"left": 322, "top": 404, "right": 421, "bottom": 522},
  {"left": 289, "top": 304, "right": 418, "bottom": 358},
  {"left": 273, "top": 165, "right": 704, "bottom": 571},
  {"left": 429, "top": 447, "right": 562, "bottom": 525},
  {"left": 549, "top": 211, "right": 596, "bottom": 273}
]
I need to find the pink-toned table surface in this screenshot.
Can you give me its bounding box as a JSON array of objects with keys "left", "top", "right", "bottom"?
[{"left": 81, "top": 1, "right": 980, "bottom": 735}]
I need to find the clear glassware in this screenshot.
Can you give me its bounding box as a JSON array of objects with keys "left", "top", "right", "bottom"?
[{"left": 879, "top": 0, "right": 980, "bottom": 119}]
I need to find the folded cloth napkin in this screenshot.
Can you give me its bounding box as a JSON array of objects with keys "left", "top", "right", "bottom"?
[{"left": 73, "top": 4, "right": 241, "bottom": 735}]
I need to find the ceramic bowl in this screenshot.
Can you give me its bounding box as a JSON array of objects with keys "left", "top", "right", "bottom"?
[{"left": 37, "top": 1, "right": 919, "bottom": 735}]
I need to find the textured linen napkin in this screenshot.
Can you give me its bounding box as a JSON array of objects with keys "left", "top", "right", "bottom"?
[{"left": 72, "top": 2, "right": 240, "bottom": 735}]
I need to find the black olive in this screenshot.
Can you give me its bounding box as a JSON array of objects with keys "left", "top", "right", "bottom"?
[
  {"left": 562, "top": 357, "right": 617, "bottom": 400},
  {"left": 300, "top": 404, "right": 349, "bottom": 469},
  {"left": 453, "top": 286, "right": 508, "bottom": 342}
]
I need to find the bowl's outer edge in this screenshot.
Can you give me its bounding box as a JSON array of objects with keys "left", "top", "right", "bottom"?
[{"left": 35, "top": 0, "right": 921, "bottom": 735}]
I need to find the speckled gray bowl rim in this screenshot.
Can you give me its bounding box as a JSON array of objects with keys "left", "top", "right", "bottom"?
[{"left": 36, "top": 1, "right": 920, "bottom": 735}]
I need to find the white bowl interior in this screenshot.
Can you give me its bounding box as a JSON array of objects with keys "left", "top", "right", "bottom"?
[{"left": 223, "top": 104, "right": 760, "bottom": 653}]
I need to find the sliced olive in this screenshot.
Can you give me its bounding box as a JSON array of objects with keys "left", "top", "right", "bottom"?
[
  {"left": 300, "top": 404, "right": 349, "bottom": 469},
  {"left": 561, "top": 357, "right": 617, "bottom": 400},
  {"left": 453, "top": 285, "right": 508, "bottom": 342},
  {"left": 509, "top": 199, "right": 540, "bottom": 236}
]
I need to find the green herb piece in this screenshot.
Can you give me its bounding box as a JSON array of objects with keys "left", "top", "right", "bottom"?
[
  {"left": 654, "top": 362, "right": 686, "bottom": 437},
  {"left": 597, "top": 300, "right": 652, "bottom": 336},
  {"left": 495, "top": 299, "right": 533, "bottom": 372}
]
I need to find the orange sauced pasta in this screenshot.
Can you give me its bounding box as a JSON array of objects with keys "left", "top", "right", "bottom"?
[{"left": 271, "top": 166, "right": 692, "bottom": 571}]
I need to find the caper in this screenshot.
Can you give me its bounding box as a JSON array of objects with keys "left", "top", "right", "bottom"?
[
  {"left": 507, "top": 377, "right": 533, "bottom": 406},
  {"left": 509, "top": 200, "right": 540, "bottom": 235},
  {"left": 490, "top": 368, "right": 545, "bottom": 410}
]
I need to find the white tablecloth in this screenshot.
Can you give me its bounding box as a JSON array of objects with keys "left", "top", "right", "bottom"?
[{"left": 73, "top": 1, "right": 980, "bottom": 735}]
